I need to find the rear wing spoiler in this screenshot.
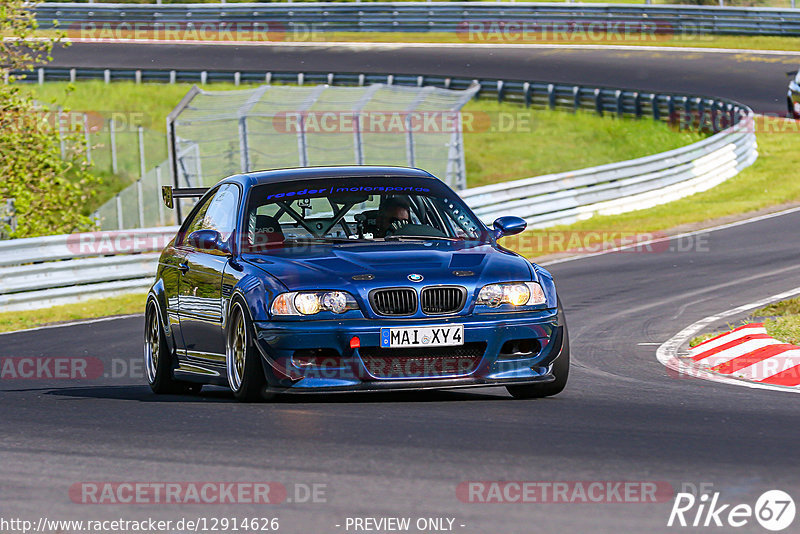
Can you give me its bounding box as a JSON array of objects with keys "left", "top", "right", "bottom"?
[{"left": 162, "top": 186, "right": 208, "bottom": 209}]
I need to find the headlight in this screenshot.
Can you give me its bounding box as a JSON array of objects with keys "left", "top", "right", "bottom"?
[
  {"left": 476, "top": 282, "right": 546, "bottom": 308},
  {"left": 270, "top": 291, "right": 359, "bottom": 316}
]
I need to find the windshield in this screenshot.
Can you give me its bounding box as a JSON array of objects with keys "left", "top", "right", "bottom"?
[{"left": 242, "top": 176, "right": 486, "bottom": 251}]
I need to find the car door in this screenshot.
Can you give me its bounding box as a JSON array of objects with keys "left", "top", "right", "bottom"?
[{"left": 178, "top": 184, "right": 241, "bottom": 366}]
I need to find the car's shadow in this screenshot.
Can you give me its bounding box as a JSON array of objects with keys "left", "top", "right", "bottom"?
[{"left": 43, "top": 384, "right": 508, "bottom": 403}]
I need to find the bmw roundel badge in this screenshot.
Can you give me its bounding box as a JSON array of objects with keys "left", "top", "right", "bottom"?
[{"left": 408, "top": 274, "right": 424, "bottom": 282}]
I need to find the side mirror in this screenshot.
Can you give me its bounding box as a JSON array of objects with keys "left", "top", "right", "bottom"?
[
  {"left": 493, "top": 216, "right": 527, "bottom": 239},
  {"left": 186, "top": 229, "right": 232, "bottom": 255}
]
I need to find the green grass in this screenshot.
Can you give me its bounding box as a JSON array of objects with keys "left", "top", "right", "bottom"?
[
  {"left": 689, "top": 332, "right": 720, "bottom": 347},
  {"left": 463, "top": 101, "right": 704, "bottom": 188},
  {"left": 755, "top": 297, "right": 800, "bottom": 317},
  {"left": 754, "top": 297, "right": 800, "bottom": 345},
  {"left": 765, "top": 316, "right": 800, "bottom": 345},
  {"left": 689, "top": 297, "right": 800, "bottom": 347},
  {"left": 0, "top": 293, "right": 146, "bottom": 333}
]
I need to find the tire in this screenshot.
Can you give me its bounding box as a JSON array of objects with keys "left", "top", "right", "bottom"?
[
  {"left": 506, "top": 307, "right": 570, "bottom": 399},
  {"left": 226, "top": 301, "right": 270, "bottom": 402},
  {"left": 144, "top": 300, "right": 201, "bottom": 395}
]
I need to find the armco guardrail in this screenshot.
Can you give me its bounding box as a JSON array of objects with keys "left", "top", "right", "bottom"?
[
  {"left": 34, "top": 2, "right": 800, "bottom": 36},
  {"left": 0, "top": 227, "right": 177, "bottom": 312}
]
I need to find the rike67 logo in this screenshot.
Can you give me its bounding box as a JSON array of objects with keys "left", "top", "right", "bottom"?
[{"left": 668, "top": 488, "right": 795, "bottom": 531}]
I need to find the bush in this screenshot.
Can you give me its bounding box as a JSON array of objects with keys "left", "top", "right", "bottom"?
[{"left": 0, "top": 0, "right": 98, "bottom": 238}]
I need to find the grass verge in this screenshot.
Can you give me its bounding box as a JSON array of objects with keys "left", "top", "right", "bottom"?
[
  {"left": 688, "top": 297, "right": 800, "bottom": 347},
  {"left": 756, "top": 297, "right": 800, "bottom": 346},
  {"left": 0, "top": 293, "right": 146, "bottom": 334}
]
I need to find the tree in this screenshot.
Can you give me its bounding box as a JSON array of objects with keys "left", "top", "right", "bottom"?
[{"left": 0, "top": 0, "right": 98, "bottom": 238}]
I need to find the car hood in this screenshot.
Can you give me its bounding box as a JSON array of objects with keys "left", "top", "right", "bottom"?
[{"left": 241, "top": 240, "right": 534, "bottom": 292}]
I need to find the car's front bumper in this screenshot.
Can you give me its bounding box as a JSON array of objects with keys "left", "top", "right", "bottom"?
[{"left": 253, "top": 309, "right": 565, "bottom": 393}]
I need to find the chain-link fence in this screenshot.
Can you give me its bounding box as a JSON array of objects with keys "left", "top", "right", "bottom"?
[
  {"left": 169, "top": 83, "right": 479, "bottom": 191},
  {"left": 48, "top": 109, "right": 167, "bottom": 183}
]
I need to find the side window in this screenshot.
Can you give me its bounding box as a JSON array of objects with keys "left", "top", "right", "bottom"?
[
  {"left": 203, "top": 184, "right": 240, "bottom": 240},
  {"left": 177, "top": 191, "right": 215, "bottom": 246},
  {"left": 177, "top": 184, "right": 240, "bottom": 246}
]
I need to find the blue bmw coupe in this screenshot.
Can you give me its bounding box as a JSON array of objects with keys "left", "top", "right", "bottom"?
[{"left": 145, "top": 166, "right": 569, "bottom": 401}]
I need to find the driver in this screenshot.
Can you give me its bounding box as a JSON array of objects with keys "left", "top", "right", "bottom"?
[{"left": 376, "top": 197, "right": 411, "bottom": 237}]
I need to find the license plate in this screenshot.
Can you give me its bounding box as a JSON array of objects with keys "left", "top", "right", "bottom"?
[{"left": 380, "top": 325, "right": 464, "bottom": 348}]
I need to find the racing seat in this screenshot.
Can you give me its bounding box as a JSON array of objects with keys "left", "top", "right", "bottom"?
[{"left": 250, "top": 215, "right": 285, "bottom": 250}]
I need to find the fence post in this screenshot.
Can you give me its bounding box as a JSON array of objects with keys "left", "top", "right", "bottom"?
[
  {"left": 109, "top": 119, "right": 118, "bottom": 174},
  {"left": 116, "top": 194, "right": 123, "bottom": 230},
  {"left": 0, "top": 198, "right": 16, "bottom": 239},
  {"left": 138, "top": 126, "right": 146, "bottom": 178},
  {"left": 136, "top": 178, "right": 145, "bottom": 228},
  {"left": 353, "top": 112, "right": 364, "bottom": 165},
  {"left": 296, "top": 113, "right": 309, "bottom": 166},
  {"left": 651, "top": 94, "right": 660, "bottom": 121},
  {"left": 57, "top": 106, "right": 65, "bottom": 159},
  {"left": 405, "top": 114, "right": 415, "bottom": 168},
  {"left": 547, "top": 84, "right": 556, "bottom": 110},
  {"left": 238, "top": 116, "right": 250, "bottom": 172},
  {"left": 83, "top": 112, "right": 92, "bottom": 163},
  {"left": 594, "top": 88, "right": 602, "bottom": 115}
]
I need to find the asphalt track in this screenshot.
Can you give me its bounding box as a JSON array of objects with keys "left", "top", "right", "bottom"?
[
  {"left": 3, "top": 43, "right": 800, "bottom": 533},
  {"left": 48, "top": 41, "right": 800, "bottom": 113}
]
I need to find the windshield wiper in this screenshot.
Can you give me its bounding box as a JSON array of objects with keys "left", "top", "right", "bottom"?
[
  {"left": 383, "top": 235, "right": 459, "bottom": 242},
  {"left": 284, "top": 237, "right": 368, "bottom": 245}
]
